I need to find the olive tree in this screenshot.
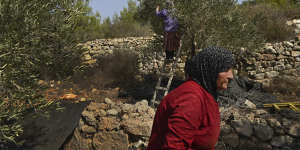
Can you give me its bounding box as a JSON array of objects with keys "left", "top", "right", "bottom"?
[
  {"left": 137, "top": 0, "right": 264, "bottom": 57},
  {"left": 0, "top": 0, "right": 87, "bottom": 147}
]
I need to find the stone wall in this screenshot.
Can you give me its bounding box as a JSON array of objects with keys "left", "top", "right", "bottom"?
[
  {"left": 236, "top": 39, "right": 300, "bottom": 88},
  {"left": 62, "top": 98, "right": 300, "bottom": 150},
  {"left": 80, "top": 36, "right": 185, "bottom": 75},
  {"left": 81, "top": 36, "right": 300, "bottom": 87},
  {"left": 287, "top": 19, "right": 300, "bottom": 34}
]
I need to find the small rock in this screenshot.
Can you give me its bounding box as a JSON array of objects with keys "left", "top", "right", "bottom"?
[
  {"left": 222, "top": 133, "right": 239, "bottom": 148},
  {"left": 104, "top": 97, "right": 114, "bottom": 105},
  {"left": 257, "top": 142, "right": 272, "bottom": 150},
  {"left": 121, "top": 104, "right": 134, "bottom": 113},
  {"left": 291, "top": 51, "right": 300, "bottom": 57},
  {"left": 271, "top": 136, "right": 293, "bottom": 147},
  {"left": 91, "top": 88, "right": 99, "bottom": 94},
  {"left": 121, "top": 119, "right": 153, "bottom": 137},
  {"left": 80, "top": 125, "right": 96, "bottom": 134},
  {"left": 265, "top": 71, "right": 279, "bottom": 78},
  {"left": 96, "top": 109, "right": 107, "bottom": 117},
  {"left": 267, "top": 118, "right": 281, "bottom": 128},
  {"left": 292, "top": 19, "right": 300, "bottom": 24},
  {"left": 288, "top": 123, "right": 300, "bottom": 137},
  {"left": 98, "top": 117, "right": 120, "bottom": 131},
  {"left": 83, "top": 54, "right": 92, "bottom": 61},
  {"left": 121, "top": 114, "right": 129, "bottom": 120},
  {"left": 82, "top": 110, "right": 97, "bottom": 127},
  {"left": 254, "top": 109, "right": 268, "bottom": 115},
  {"left": 254, "top": 73, "right": 265, "bottom": 80},
  {"left": 254, "top": 124, "right": 274, "bottom": 141},
  {"left": 231, "top": 119, "right": 253, "bottom": 137},
  {"left": 86, "top": 102, "right": 103, "bottom": 111},
  {"left": 286, "top": 20, "right": 293, "bottom": 26},
  {"left": 253, "top": 118, "right": 268, "bottom": 126},
  {"left": 294, "top": 45, "right": 300, "bottom": 51},
  {"left": 107, "top": 109, "right": 118, "bottom": 116},
  {"left": 284, "top": 41, "right": 294, "bottom": 48},
  {"left": 244, "top": 100, "right": 256, "bottom": 109}
]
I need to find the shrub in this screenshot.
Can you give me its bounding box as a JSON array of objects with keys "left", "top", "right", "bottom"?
[
  {"left": 101, "top": 49, "right": 139, "bottom": 88},
  {"left": 77, "top": 49, "right": 139, "bottom": 90},
  {"left": 240, "top": 3, "right": 295, "bottom": 42}
]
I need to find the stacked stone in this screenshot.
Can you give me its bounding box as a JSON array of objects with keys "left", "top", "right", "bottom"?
[
  {"left": 238, "top": 39, "right": 300, "bottom": 88},
  {"left": 80, "top": 36, "right": 186, "bottom": 75},
  {"left": 80, "top": 37, "right": 152, "bottom": 67},
  {"left": 63, "top": 99, "right": 300, "bottom": 150},
  {"left": 62, "top": 98, "right": 155, "bottom": 150},
  {"left": 287, "top": 19, "right": 300, "bottom": 35},
  {"left": 216, "top": 106, "right": 300, "bottom": 150},
  {"left": 80, "top": 36, "right": 300, "bottom": 87}
]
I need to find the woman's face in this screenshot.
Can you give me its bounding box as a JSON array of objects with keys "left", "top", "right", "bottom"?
[{"left": 216, "top": 68, "right": 233, "bottom": 90}]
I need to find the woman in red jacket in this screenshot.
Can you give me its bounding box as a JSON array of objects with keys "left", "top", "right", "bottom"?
[{"left": 147, "top": 46, "right": 235, "bottom": 150}]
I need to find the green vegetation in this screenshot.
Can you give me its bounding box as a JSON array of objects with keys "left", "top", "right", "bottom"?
[
  {"left": 242, "top": 0, "right": 300, "bottom": 8},
  {"left": 74, "top": 0, "right": 152, "bottom": 41},
  {"left": 137, "top": 0, "right": 300, "bottom": 57},
  {"left": 241, "top": 0, "right": 300, "bottom": 42},
  {"left": 1, "top": 0, "right": 300, "bottom": 148},
  {"left": 0, "top": 0, "right": 86, "bottom": 147},
  {"left": 137, "top": 0, "right": 265, "bottom": 57},
  {"left": 0, "top": 0, "right": 151, "bottom": 147}
]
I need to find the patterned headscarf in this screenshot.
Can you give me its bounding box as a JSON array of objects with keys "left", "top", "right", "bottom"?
[{"left": 184, "top": 46, "right": 235, "bottom": 99}]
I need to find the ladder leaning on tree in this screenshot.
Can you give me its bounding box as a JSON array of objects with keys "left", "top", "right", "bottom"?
[{"left": 151, "top": 40, "right": 183, "bottom": 107}]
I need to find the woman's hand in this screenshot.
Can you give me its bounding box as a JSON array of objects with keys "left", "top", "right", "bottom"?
[{"left": 156, "top": 5, "right": 160, "bottom": 13}]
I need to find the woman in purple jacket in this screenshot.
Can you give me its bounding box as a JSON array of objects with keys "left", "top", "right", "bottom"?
[{"left": 156, "top": 3, "right": 181, "bottom": 60}]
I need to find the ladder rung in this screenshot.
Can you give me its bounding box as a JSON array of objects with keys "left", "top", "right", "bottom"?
[
  {"left": 151, "top": 39, "right": 183, "bottom": 107},
  {"left": 158, "top": 72, "right": 173, "bottom": 77},
  {"left": 153, "top": 101, "right": 160, "bottom": 105},
  {"left": 155, "top": 86, "right": 168, "bottom": 91},
  {"left": 263, "top": 102, "right": 300, "bottom": 118}
]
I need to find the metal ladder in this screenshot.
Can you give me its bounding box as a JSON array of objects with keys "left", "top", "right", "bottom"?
[
  {"left": 263, "top": 102, "right": 300, "bottom": 117},
  {"left": 151, "top": 41, "right": 182, "bottom": 107}
]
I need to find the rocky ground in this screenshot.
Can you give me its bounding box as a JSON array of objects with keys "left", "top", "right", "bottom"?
[
  {"left": 14, "top": 74, "right": 300, "bottom": 150},
  {"left": 13, "top": 33, "right": 300, "bottom": 150}
]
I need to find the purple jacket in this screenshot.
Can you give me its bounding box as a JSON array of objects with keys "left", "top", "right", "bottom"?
[{"left": 156, "top": 9, "right": 178, "bottom": 32}]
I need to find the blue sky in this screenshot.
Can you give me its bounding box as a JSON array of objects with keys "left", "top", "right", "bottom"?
[
  {"left": 89, "top": 0, "right": 245, "bottom": 20},
  {"left": 89, "top": 0, "right": 130, "bottom": 20}
]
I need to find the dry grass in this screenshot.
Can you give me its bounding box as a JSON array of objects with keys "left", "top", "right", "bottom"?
[{"left": 72, "top": 49, "right": 139, "bottom": 89}]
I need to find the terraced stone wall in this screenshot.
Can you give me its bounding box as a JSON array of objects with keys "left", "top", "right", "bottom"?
[{"left": 81, "top": 36, "right": 300, "bottom": 87}]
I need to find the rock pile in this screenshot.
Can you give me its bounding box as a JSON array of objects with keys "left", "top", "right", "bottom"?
[
  {"left": 216, "top": 106, "right": 300, "bottom": 150},
  {"left": 61, "top": 97, "right": 300, "bottom": 150},
  {"left": 62, "top": 98, "right": 155, "bottom": 150},
  {"left": 218, "top": 77, "right": 278, "bottom": 107}
]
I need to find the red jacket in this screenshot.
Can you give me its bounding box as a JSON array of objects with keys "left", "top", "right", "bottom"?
[{"left": 147, "top": 80, "right": 220, "bottom": 150}]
